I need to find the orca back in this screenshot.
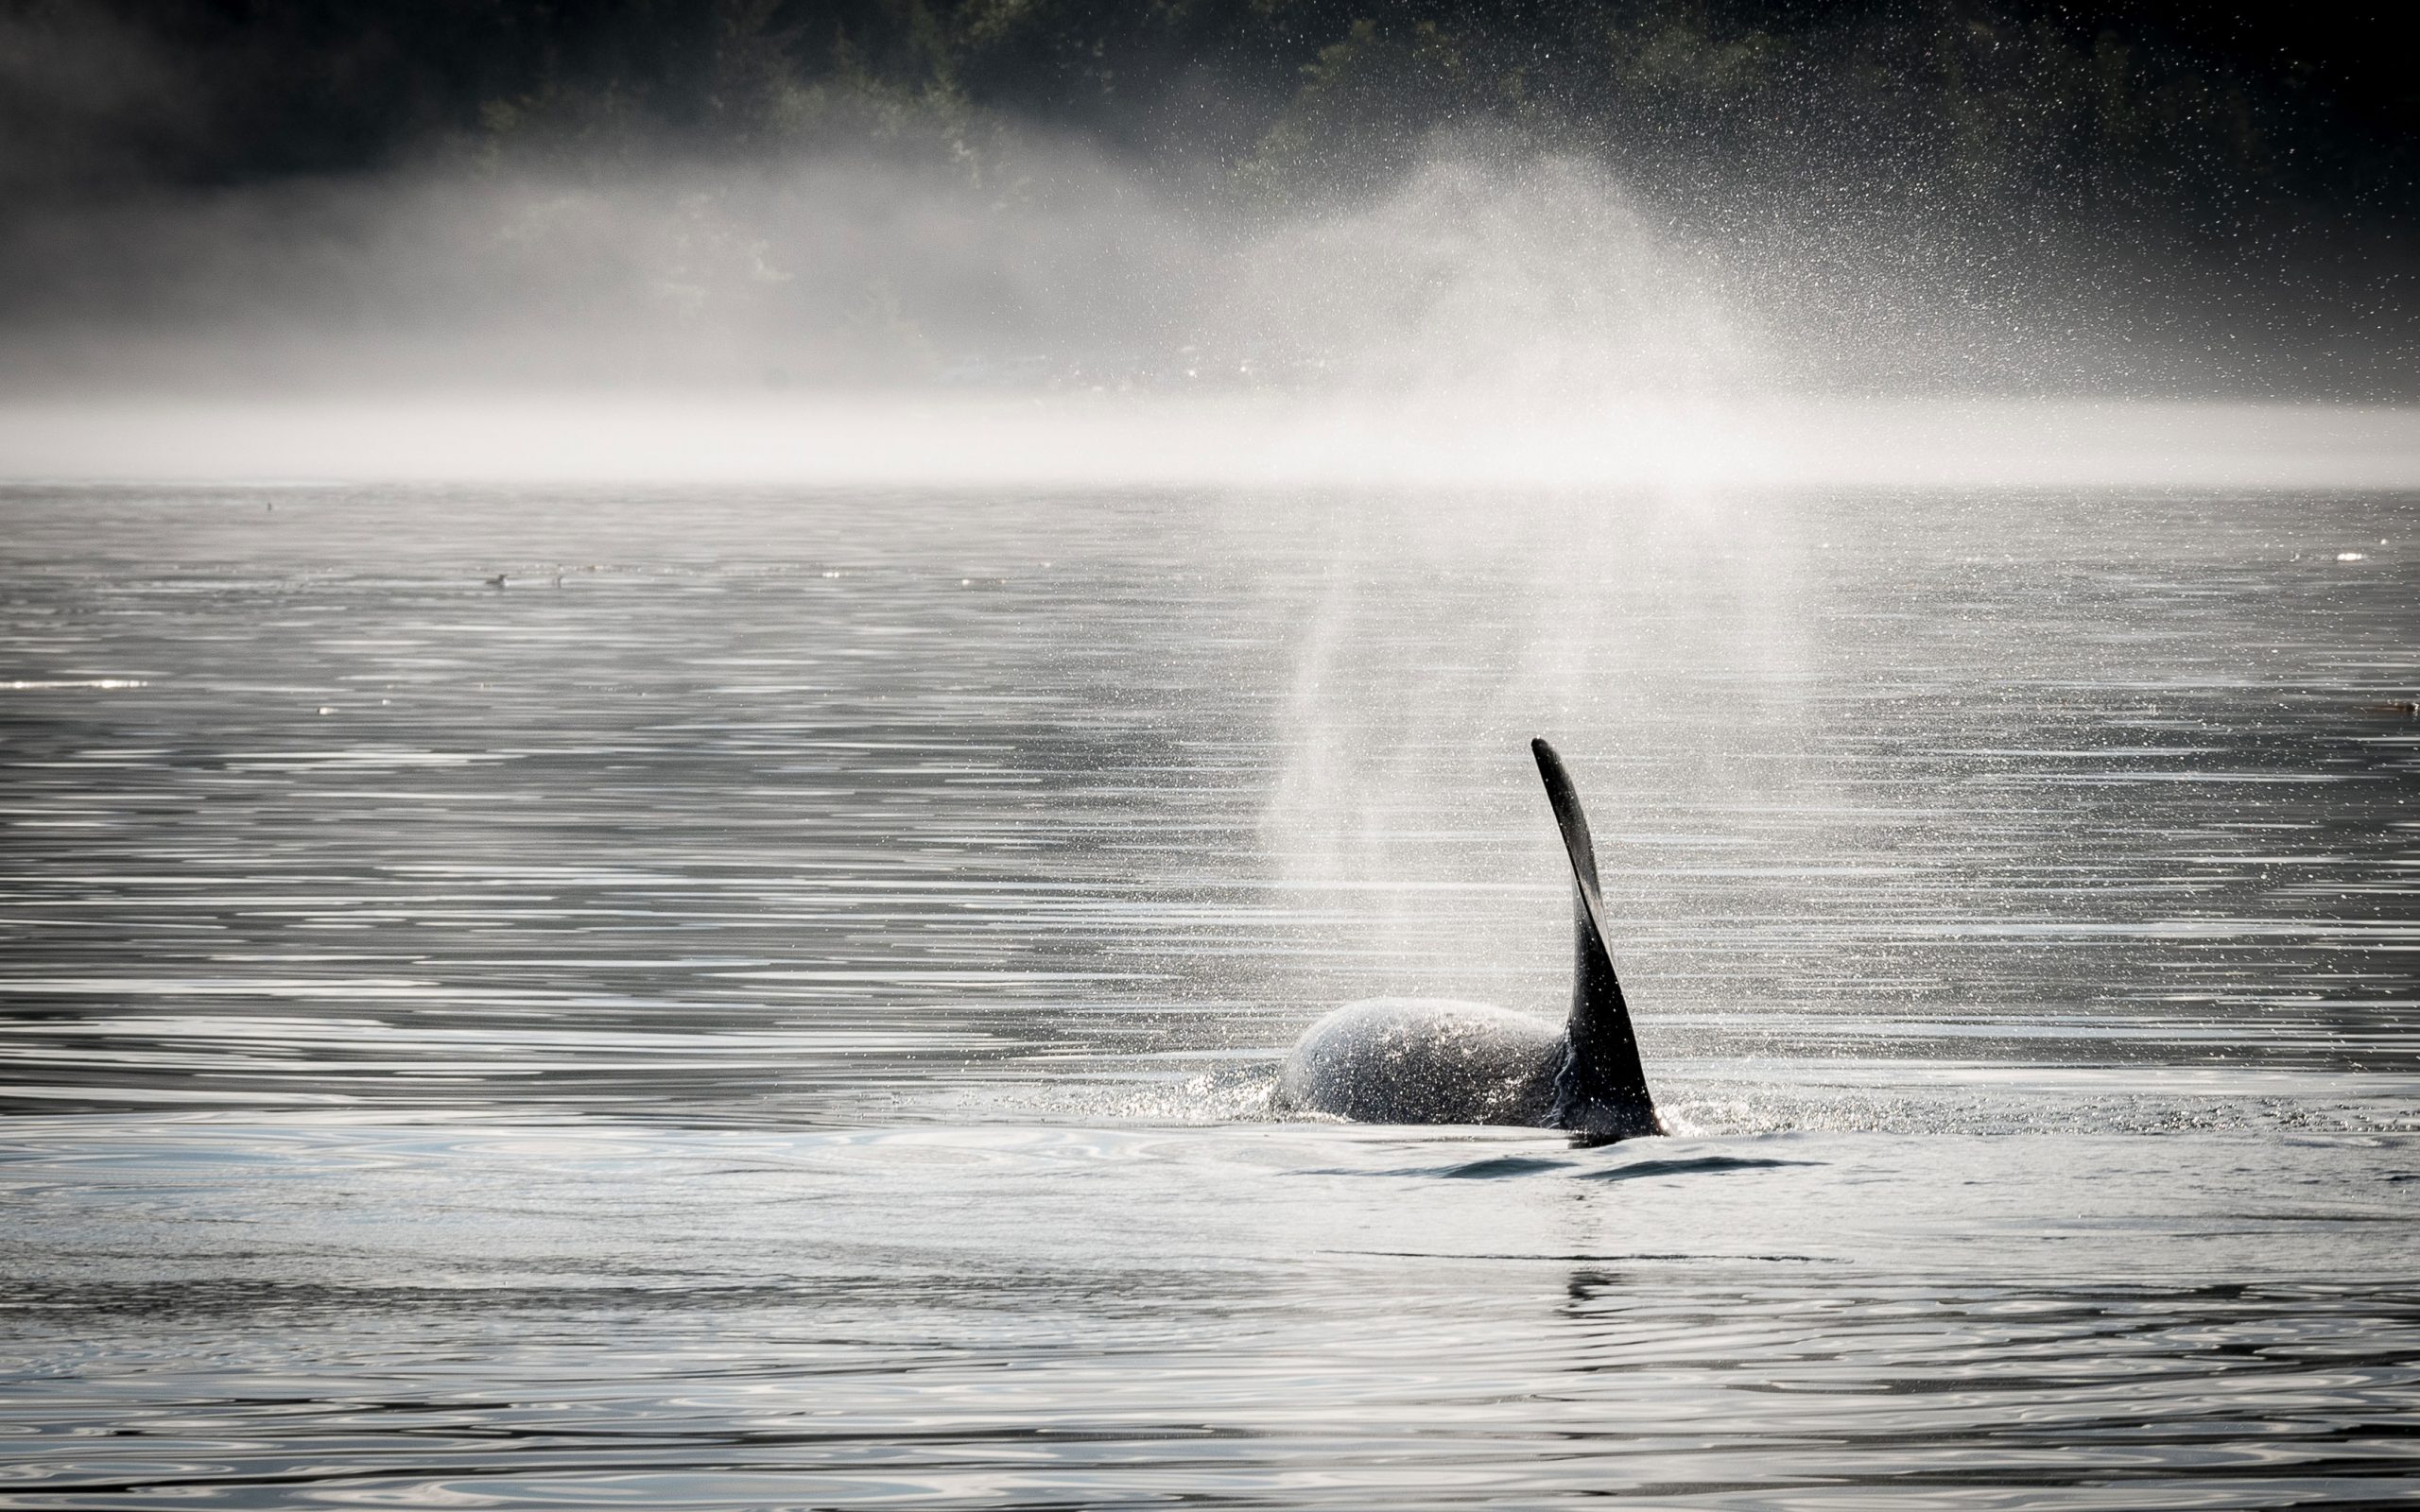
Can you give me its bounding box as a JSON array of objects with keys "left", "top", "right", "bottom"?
[{"left": 1274, "top": 998, "right": 1562, "bottom": 1125}]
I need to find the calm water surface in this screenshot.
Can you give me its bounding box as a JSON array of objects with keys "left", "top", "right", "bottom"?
[{"left": 1, "top": 484, "right": 2414, "bottom": 1507}]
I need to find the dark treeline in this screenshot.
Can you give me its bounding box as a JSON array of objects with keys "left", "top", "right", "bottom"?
[
  {"left": 1, "top": 1, "right": 2411, "bottom": 395},
  {"left": 5, "top": 0, "right": 2410, "bottom": 219}
]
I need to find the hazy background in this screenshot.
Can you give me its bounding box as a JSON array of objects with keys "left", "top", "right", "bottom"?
[{"left": 2, "top": 0, "right": 2412, "bottom": 411}]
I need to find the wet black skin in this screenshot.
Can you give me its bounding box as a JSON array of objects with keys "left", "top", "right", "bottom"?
[{"left": 1273, "top": 738, "right": 1665, "bottom": 1143}]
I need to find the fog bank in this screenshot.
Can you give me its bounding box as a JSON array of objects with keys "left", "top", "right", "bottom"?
[{"left": 9, "top": 393, "right": 2416, "bottom": 491}]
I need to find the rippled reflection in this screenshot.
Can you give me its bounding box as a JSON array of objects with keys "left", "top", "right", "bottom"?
[
  {"left": 2, "top": 1122, "right": 2415, "bottom": 1508},
  {"left": 0, "top": 484, "right": 2413, "bottom": 1507}
]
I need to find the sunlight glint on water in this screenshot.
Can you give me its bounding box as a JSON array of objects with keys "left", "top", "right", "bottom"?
[{"left": 0, "top": 482, "right": 2413, "bottom": 1509}]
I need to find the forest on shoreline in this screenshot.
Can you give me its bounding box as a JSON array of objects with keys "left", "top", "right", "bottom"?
[
  {"left": 8, "top": 3, "right": 2406, "bottom": 214},
  {"left": 2, "top": 2, "right": 2411, "bottom": 397}
]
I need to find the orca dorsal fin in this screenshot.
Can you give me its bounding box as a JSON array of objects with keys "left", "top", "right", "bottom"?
[{"left": 1530, "top": 737, "right": 1661, "bottom": 1141}]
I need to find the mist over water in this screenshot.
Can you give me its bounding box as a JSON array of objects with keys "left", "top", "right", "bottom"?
[
  {"left": 0, "top": 148, "right": 1734, "bottom": 393},
  {"left": 6, "top": 134, "right": 2415, "bottom": 493}
]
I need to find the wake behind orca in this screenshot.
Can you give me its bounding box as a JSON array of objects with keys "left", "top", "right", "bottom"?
[{"left": 1273, "top": 738, "right": 1665, "bottom": 1143}]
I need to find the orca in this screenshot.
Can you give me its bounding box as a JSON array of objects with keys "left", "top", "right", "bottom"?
[{"left": 1273, "top": 738, "right": 1664, "bottom": 1143}]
